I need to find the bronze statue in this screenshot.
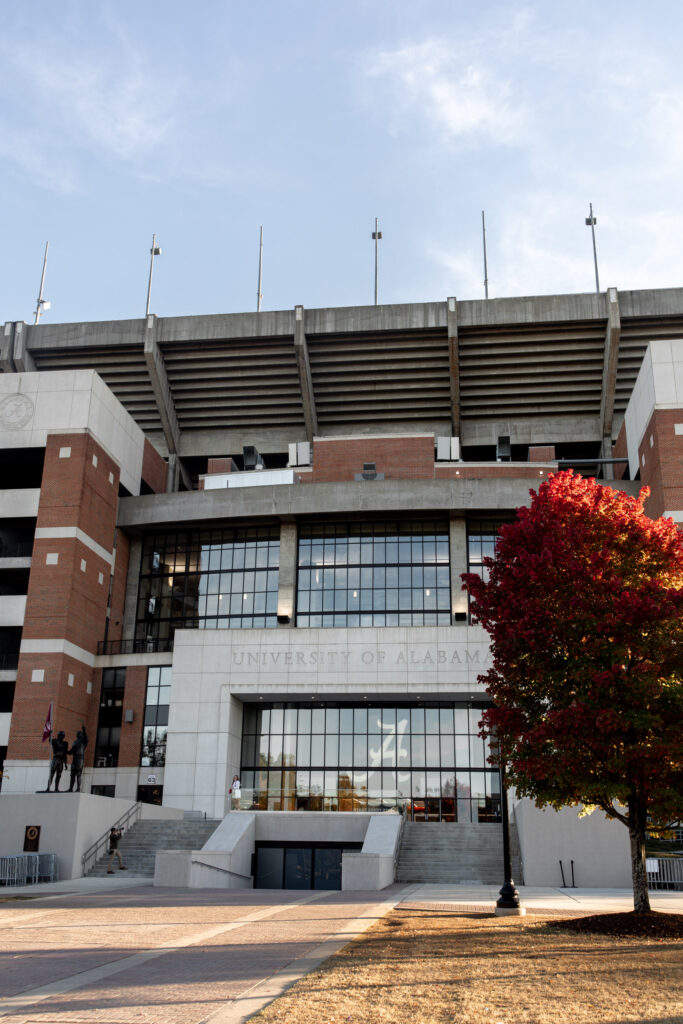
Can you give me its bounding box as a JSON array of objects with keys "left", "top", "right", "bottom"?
[
  {"left": 47, "top": 731, "right": 68, "bottom": 791},
  {"left": 68, "top": 725, "right": 88, "bottom": 792}
]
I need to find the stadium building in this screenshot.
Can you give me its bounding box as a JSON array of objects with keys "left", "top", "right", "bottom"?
[{"left": 0, "top": 288, "right": 681, "bottom": 889}]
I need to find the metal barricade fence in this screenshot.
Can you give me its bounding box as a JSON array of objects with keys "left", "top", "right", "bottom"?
[
  {"left": 647, "top": 857, "right": 683, "bottom": 890},
  {"left": 0, "top": 853, "right": 59, "bottom": 886}
]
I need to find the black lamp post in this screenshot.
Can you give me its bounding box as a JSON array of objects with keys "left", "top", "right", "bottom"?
[{"left": 495, "top": 759, "right": 525, "bottom": 916}]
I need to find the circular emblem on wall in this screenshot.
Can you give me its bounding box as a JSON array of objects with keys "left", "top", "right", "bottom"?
[
  {"left": 0, "top": 392, "right": 34, "bottom": 429},
  {"left": 26, "top": 826, "right": 39, "bottom": 841}
]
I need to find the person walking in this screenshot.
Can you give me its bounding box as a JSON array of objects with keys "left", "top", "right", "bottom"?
[{"left": 106, "top": 826, "right": 127, "bottom": 873}]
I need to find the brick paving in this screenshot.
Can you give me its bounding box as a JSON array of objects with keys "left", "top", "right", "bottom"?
[{"left": 0, "top": 886, "right": 404, "bottom": 1024}]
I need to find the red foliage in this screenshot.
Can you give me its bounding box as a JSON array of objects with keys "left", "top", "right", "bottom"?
[{"left": 462, "top": 471, "right": 683, "bottom": 831}]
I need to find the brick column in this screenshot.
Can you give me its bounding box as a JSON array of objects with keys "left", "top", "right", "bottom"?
[{"left": 7, "top": 433, "right": 121, "bottom": 777}]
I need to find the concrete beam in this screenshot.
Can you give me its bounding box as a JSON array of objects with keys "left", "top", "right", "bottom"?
[
  {"left": 447, "top": 297, "right": 460, "bottom": 438},
  {"left": 17, "top": 288, "right": 683, "bottom": 355},
  {"left": 449, "top": 515, "right": 467, "bottom": 621},
  {"left": 143, "top": 315, "right": 181, "bottom": 455},
  {"left": 165, "top": 452, "right": 193, "bottom": 494},
  {"left": 1, "top": 323, "right": 15, "bottom": 372},
  {"left": 276, "top": 522, "right": 297, "bottom": 626},
  {"left": 118, "top": 475, "right": 641, "bottom": 531},
  {"left": 13, "top": 322, "right": 36, "bottom": 373},
  {"left": 599, "top": 288, "right": 621, "bottom": 480},
  {"left": 293, "top": 306, "right": 318, "bottom": 441}
]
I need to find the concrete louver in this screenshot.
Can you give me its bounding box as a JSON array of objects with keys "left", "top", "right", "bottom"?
[{"left": 12, "top": 288, "right": 683, "bottom": 450}]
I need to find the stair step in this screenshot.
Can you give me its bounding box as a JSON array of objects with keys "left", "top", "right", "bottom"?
[
  {"left": 395, "top": 821, "right": 522, "bottom": 884},
  {"left": 86, "top": 818, "right": 222, "bottom": 877}
]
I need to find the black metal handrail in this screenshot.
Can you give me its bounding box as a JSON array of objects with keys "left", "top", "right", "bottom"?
[
  {"left": 97, "top": 638, "right": 174, "bottom": 656},
  {"left": 81, "top": 802, "right": 142, "bottom": 875}
]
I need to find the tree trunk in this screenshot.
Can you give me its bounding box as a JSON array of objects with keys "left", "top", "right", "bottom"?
[{"left": 628, "top": 817, "right": 651, "bottom": 914}]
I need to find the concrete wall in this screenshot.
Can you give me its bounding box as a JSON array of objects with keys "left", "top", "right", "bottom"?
[
  {"left": 0, "top": 793, "right": 131, "bottom": 879},
  {"left": 0, "top": 489, "right": 40, "bottom": 519},
  {"left": 0, "top": 595, "right": 26, "bottom": 627},
  {"left": 0, "top": 794, "right": 183, "bottom": 880},
  {"left": 624, "top": 339, "right": 683, "bottom": 480},
  {"left": 0, "top": 370, "right": 146, "bottom": 496},
  {"left": 342, "top": 812, "right": 402, "bottom": 890},
  {"left": 163, "top": 626, "right": 490, "bottom": 814},
  {"left": 155, "top": 810, "right": 399, "bottom": 891},
  {"left": 514, "top": 799, "right": 631, "bottom": 888}
]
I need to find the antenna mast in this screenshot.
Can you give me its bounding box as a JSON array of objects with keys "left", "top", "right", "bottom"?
[
  {"left": 372, "top": 217, "right": 382, "bottom": 305},
  {"left": 585, "top": 203, "right": 600, "bottom": 293},
  {"left": 146, "top": 234, "right": 162, "bottom": 317},
  {"left": 257, "top": 226, "right": 263, "bottom": 312},
  {"left": 482, "top": 211, "right": 489, "bottom": 299},
  {"left": 34, "top": 241, "right": 51, "bottom": 324}
]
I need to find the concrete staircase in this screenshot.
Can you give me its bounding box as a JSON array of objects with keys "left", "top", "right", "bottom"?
[
  {"left": 87, "top": 817, "right": 222, "bottom": 878},
  {"left": 396, "top": 821, "right": 523, "bottom": 884}
]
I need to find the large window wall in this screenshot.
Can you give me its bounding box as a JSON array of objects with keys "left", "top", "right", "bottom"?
[
  {"left": 141, "top": 666, "right": 170, "bottom": 767},
  {"left": 240, "top": 702, "right": 500, "bottom": 822},
  {"left": 466, "top": 518, "right": 511, "bottom": 583},
  {"left": 94, "top": 668, "right": 125, "bottom": 768},
  {"left": 296, "top": 521, "right": 451, "bottom": 628},
  {"left": 136, "top": 527, "right": 280, "bottom": 640}
]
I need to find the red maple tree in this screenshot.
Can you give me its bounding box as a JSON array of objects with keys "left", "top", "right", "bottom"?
[{"left": 463, "top": 470, "right": 683, "bottom": 913}]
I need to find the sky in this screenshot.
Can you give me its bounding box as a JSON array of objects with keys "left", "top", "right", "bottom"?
[{"left": 1, "top": 1, "right": 682, "bottom": 324}]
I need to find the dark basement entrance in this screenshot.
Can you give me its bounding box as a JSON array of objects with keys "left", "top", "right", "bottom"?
[{"left": 253, "top": 842, "right": 362, "bottom": 890}]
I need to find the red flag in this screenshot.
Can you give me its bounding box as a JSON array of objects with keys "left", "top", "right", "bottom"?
[{"left": 42, "top": 703, "right": 53, "bottom": 742}]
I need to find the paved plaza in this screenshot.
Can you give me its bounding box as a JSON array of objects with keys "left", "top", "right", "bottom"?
[{"left": 0, "top": 879, "right": 681, "bottom": 1024}]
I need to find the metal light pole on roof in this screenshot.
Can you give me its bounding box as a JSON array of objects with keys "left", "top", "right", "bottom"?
[
  {"left": 585, "top": 203, "right": 600, "bottom": 294},
  {"left": 145, "top": 234, "right": 162, "bottom": 317},
  {"left": 482, "top": 211, "right": 489, "bottom": 299},
  {"left": 34, "top": 241, "right": 51, "bottom": 324},
  {"left": 372, "top": 217, "right": 382, "bottom": 305},
  {"left": 257, "top": 226, "right": 264, "bottom": 312}
]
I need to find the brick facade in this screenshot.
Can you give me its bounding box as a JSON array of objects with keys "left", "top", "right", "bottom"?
[
  {"left": 141, "top": 437, "right": 168, "bottom": 494},
  {"left": 8, "top": 432, "right": 120, "bottom": 764},
  {"left": 637, "top": 408, "right": 683, "bottom": 519},
  {"left": 117, "top": 665, "right": 147, "bottom": 768},
  {"left": 301, "top": 435, "right": 557, "bottom": 484}
]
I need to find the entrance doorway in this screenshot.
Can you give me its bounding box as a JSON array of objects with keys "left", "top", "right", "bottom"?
[{"left": 253, "top": 842, "right": 362, "bottom": 890}]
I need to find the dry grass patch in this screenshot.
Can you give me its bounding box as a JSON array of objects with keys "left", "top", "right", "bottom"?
[{"left": 253, "top": 908, "right": 683, "bottom": 1024}]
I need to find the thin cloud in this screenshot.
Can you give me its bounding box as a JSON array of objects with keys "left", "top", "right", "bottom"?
[
  {"left": 367, "top": 40, "right": 529, "bottom": 147},
  {"left": 7, "top": 42, "right": 175, "bottom": 162}
]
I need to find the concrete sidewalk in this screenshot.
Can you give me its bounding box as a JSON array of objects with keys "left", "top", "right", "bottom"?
[
  {"left": 0, "top": 880, "right": 680, "bottom": 1024},
  {"left": 403, "top": 882, "right": 683, "bottom": 914},
  {"left": 0, "top": 872, "right": 149, "bottom": 899}
]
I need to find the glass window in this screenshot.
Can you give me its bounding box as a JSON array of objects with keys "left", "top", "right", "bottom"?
[
  {"left": 140, "top": 666, "right": 171, "bottom": 767},
  {"left": 94, "top": 668, "right": 126, "bottom": 768},
  {"left": 136, "top": 526, "right": 280, "bottom": 639},
  {"left": 296, "top": 520, "right": 451, "bottom": 627},
  {"left": 239, "top": 702, "right": 499, "bottom": 822}
]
